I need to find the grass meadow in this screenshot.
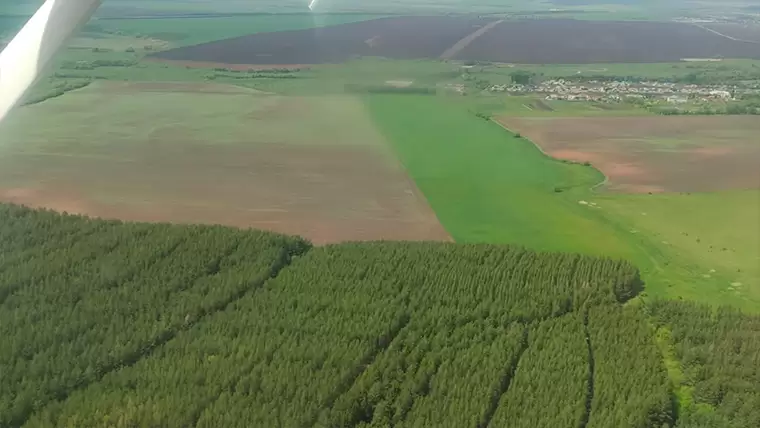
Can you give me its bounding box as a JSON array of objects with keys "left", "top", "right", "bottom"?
[
  {"left": 366, "top": 94, "right": 760, "bottom": 310},
  {"left": 365, "top": 94, "right": 632, "bottom": 255},
  {"left": 597, "top": 191, "right": 760, "bottom": 308}
]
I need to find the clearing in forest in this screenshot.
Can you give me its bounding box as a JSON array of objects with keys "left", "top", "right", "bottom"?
[
  {"left": 498, "top": 116, "right": 760, "bottom": 193},
  {"left": 0, "top": 81, "right": 448, "bottom": 244}
]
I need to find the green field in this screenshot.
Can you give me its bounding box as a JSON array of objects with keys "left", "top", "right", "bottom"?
[
  {"left": 85, "top": 14, "right": 383, "bottom": 47},
  {"left": 5, "top": 82, "right": 382, "bottom": 148},
  {"left": 365, "top": 94, "right": 759, "bottom": 310},
  {"left": 366, "top": 94, "right": 629, "bottom": 255},
  {"left": 597, "top": 191, "right": 760, "bottom": 306}
]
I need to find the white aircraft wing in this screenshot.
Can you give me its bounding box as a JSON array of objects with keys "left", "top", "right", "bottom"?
[{"left": 0, "top": 0, "right": 103, "bottom": 122}]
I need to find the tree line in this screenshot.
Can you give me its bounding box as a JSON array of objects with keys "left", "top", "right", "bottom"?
[
  {"left": 490, "top": 314, "right": 589, "bottom": 428},
  {"left": 12, "top": 204, "right": 756, "bottom": 428},
  {"left": 648, "top": 300, "right": 760, "bottom": 428}
]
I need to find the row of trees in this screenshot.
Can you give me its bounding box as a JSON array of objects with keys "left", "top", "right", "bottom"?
[
  {"left": 491, "top": 314, "right": 589, "bottom": 428},
  {"left": 653, "top": 104, "right": 760, "bottom": 116},
  {"left": 26, "top": 242, "right": 411, "bottom": 427},
  {"left": 59, "top": 59, "right": 137, "bottom": 70},
  {"left": 20, "top": 234, "right": 646, "bottom": 428},
  {"left": 0, "top": 204, "right": 307, "bottom": 427},
  {"left": 588, "top": 306, "right": 674, "bottom": 428},
  {"left": 22, "top": 80, "right": 92, "bottom": 106},
  {"left": 321, "top": 319, "right": 526, "bottom": 427},
  {"left": 648, "top": 300, "right": 760, "bottom": 428}
]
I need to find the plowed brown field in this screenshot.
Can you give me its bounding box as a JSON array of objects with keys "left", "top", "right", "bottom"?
[
  {"left": 0, "top": 82, "right": 449, "bottom": 244},
  {"left": 498, "top": 116, "right": 760, "bottom": 193}
]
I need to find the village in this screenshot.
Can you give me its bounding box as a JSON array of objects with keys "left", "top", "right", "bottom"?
[{"left": 487, "top": 79, "right": 759, "bottom": 104}]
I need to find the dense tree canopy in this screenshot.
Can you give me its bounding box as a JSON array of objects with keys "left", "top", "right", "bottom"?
[
  {"left": 2, "top": 204, "right": 756, "bottom": 427},
  {"left": 649, "top": 300, "right": 760, "bottom": 428},
  {"left": 491, "top": 314, "right": 589, "bottom": 428},
  {"left": 587, "top": 306, "right": 674, "bottom": 428},
  {"left": 0, "top": 205, "right": 308, "bottom": 427}
]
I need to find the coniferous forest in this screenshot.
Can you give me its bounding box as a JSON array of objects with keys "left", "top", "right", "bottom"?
[{"left": 0, "top": 204, "right": 757, "bottom": 428}]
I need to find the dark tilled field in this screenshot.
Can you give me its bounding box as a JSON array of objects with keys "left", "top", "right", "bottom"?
[
  {"left": 455, "top": 19, "right": 760, "bottom": 63},
  {"left": 152, "top": 16, "right": 495, "bottom": 65},
  {"left": 153, "top": 17, "right": 760, "bottom": 66}
]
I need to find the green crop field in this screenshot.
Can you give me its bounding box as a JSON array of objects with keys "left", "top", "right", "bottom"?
[
  {"left": 366, "top": 94, "right": 627, "bottom": 255},
  {"left": 365, "top": 94, "right": 759, "bottom": 310},
  {"left": 596, "top": 191, "right": 760, "bottom": 307},
  {"left": 85, "top": 14, "right": 384, "bottom": 47},
  {"left": 4, "top": 81, "right": 381, "bottom": 147},
  {"left": 490, "top": 95, "right": 652, "bottom": 117}
]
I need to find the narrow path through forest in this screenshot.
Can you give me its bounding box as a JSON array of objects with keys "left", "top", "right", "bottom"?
[{"left": 479, "top": 325, "right": 529, "bottom": 428}]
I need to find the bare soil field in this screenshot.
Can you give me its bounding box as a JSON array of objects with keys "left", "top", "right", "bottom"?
[
  {"left": 498, "top": 116, "right": 760, "bottom": 193},
  {"left": 151, "top": 16, "right": 496, "bottom": 65},
  {"left": 0, "top": 82, "right": 449, "bottom": 244},
  {"left": 151, "top": 17, "right": 760, "bottom": 66}
]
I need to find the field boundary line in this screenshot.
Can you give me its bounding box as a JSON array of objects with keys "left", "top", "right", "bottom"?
[
  {"left": 440, "top": 20, "right": 504, "bottom": 60},
  {"left": 371, "top": 101, "right": 454, "bottom": 242},
  {"left": 690, "top": 23, "right": 760, "bottom": 44},
  {"left": 490, "top": 118, "right": 609, "bottom": 192}
]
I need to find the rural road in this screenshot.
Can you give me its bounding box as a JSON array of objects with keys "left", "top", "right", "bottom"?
[
  {"left": 440, "top": 20, "right": 504, "bottom": 60},
  {"left": 691, "top": 23, "right": 760, "bottom": 44}
]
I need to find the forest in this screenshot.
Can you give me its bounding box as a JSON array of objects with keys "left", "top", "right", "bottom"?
[{"left": 0, "top": 203, "right": 757, "bottom": 428}]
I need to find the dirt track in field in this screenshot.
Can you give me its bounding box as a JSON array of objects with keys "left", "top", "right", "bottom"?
[
  {"left": 440, "top": 19, "right": 504, "bottom": 60},
  {"left": 150, "top": 17, "right": 760, "bottom": 66},
  {"left": 498, "top": 116, "right": 760, "bottom": 193},
  {"left": 699, "top": 23, "right": 760, "bottom": 44}
]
